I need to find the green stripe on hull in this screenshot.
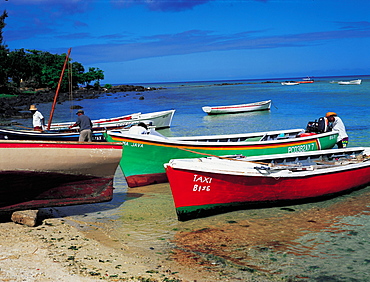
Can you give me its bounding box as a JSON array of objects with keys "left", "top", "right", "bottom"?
[{"left": 176, "top": 202, "right": 254, "bottom": 221}]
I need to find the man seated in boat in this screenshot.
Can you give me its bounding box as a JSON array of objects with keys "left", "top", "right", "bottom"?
[
  {"left": 127, "top": 122, "right": 169, "bottom": 139},
  {"left": 128, "top": 122, "right": 149, "bottom": 135}
]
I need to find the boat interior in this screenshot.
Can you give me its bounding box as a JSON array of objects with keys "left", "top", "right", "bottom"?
[
  {"left": 236, "top": 148, "right": 369, "bottom": 171},
  {"left": 175, "top": 130, "right": 303, "bottom": 143}
]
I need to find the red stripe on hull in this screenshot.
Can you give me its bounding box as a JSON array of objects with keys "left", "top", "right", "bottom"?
[
  {"left": 0, "top": 142, "right": 122, "bottom": 150},
  {"left": 166, "top": 166, "right": 370, "bottom": 209}
]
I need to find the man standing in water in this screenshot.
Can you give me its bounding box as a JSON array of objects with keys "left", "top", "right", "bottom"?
[
  {"left": 326, "top": 112, "right": 348, "bottom": 148},
  {"left": 69, "top": 109, "right": 93, "bottom": 142},
  {"left": 29, "top": 104, "right": 45, "bottom": 131}
]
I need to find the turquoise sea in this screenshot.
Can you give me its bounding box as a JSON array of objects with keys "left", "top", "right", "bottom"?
[
  {"left": 6, "top": 75, "right": 370, "bottom": 281},
  {"left": 12, "top": 75, "right": 370, "bottom": 146}
]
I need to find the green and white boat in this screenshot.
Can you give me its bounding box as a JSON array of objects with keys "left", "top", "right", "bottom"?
[{"left": 104, "top": 129, "right": 339, "bottom": 188}]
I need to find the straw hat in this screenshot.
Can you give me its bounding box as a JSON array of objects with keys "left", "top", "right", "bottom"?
[
  {"left": 325, "top": 112, "right": 337, "bottom": 117},
  {"left": 29, "top": 105, "right": 37, "bottom": 111}
]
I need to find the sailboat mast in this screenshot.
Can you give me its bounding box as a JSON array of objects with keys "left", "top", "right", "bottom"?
[{"left": 47, "top": 48, "right": 72, "bottom": 130}]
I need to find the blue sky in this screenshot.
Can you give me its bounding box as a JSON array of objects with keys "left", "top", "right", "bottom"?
[{"left": 1, "top": 0, "right": 370, "bottom": 84}]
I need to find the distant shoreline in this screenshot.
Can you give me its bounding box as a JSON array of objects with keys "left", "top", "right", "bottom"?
[
  {"left": 0, "top": 84, "right": 160, "bottom": 120},
  {"left": 121, "top": 74, "right": 368, "bottom": 86}
]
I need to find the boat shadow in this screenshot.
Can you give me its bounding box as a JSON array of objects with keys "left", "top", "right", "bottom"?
[
  {"left": 37, "top": 190, "right": 144, "bottom": 220},
  {"left": 0, "top": 191, "right": 144, "bottom": 224},
  {"left": 178, "top": 183, "right": 370, "bottom": 221}
]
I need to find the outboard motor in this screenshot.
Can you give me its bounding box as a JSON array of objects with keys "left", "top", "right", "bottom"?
[{"left": 306, "top": 117, "right": 331, "bottom": 133}]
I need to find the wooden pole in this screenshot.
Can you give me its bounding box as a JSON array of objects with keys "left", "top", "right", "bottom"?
[{"left": 47, "top": 48, "right": 72, "bottom": 130}]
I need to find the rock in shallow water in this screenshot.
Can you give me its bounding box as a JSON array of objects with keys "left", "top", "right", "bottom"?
[{"left": 11, "top": 210, "right": 39, "bottom": 227}]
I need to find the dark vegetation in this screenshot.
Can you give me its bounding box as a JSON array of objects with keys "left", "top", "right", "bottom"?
[{"left": 0, "top": 11, "right": 104, "bottom": 95}]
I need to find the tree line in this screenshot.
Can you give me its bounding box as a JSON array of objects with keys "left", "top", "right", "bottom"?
[{"left": 0, "top": 10, "right": 106, "bottom": 94}]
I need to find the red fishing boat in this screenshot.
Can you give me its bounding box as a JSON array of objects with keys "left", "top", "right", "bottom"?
[
  {"left": 0, "top": 48, "right": 124, "bottom": 213},
  {"left": 296, "top": 76, "right": 314, "bottom": 83},
  {"left": 0, "top": 140, "right": 122, "bottom": 212},
  {"left": 165, "top": 147, "right": 370, "bottom": 220}
]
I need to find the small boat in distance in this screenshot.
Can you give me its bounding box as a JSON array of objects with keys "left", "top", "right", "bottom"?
[
  {"left": 338, "top": 79, "right": 362, "bottom": 85},
  {"left": 296, "top": 76, "right": 314, "bottom": 83},
  {"left": 281, "top": 82, "right": 299, "bottom": 86},
  {"left": 202, "top": 100, "right": 271, "bottom": 115},
  {"left": 165, "top": 147, "right": 370, "bottom": 220},
  {"left": 104, "top": 128, "right": 338, "bottom": 188},
  {"left": 0, "top": 140, "right": 122, "bottom": 212}
]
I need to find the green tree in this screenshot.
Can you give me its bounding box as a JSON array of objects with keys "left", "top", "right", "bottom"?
[
  {"left": 6, "top": 49, "right": 105, "bottom": 92},
  {"left": 81, "top": 67, "right": 105, "bottom": 87},
  {"left": 6, "top": 49, "right": 30, "bottom": 86},
  {"left": 0, "top": 10, "right": 9, "bottom": 90},
  {"left": 40, "top": 51, "right": 71, "bottom": 90},
  {"left": 0, "top": 10, "right": 105, "bottom": 93}
]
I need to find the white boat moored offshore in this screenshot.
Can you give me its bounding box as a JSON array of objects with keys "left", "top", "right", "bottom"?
[
  {"left": 338, "top": 79, "right": 362, "bottom": 85},
  {"left": 202, "top": 100, "right": 271, "bottom": 115},
  {"left": 281, "top": 82, "right": 299, "bottom": 86}
]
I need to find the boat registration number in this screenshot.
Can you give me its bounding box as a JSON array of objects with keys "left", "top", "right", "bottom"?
[
  {"left": 288, "top": 143, "right": 315, "bottom": 153},
  {"left": 192, "top": 174, "right": 212, "bottom": 192}
]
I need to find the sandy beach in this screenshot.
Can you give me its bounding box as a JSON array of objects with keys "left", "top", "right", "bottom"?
[
  {"left": 2, "top": 170, "right": 370, "bottom": 282},
  {"left": 0, "top": 185, "right": 284, "bottom": 282},
  {"left": 0, "top": 211, "right": 199, "bottom": 282}
]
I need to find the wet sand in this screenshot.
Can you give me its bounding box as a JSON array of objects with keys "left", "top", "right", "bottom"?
[{"left": 1, "top": 168, "right": 370, "bottom": 281}]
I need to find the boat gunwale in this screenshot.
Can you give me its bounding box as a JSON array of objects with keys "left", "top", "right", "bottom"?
[
  {"left": 165, "top": 147, "right": 370, "bottom": 178},
  {"left": 202, "top": 100, "right": 271, "bottom": 111},
  {"left": 0, "top": 139, "right": 123, "bottom": 148},
  {"left": 50, "top": 109, "right": 176, "bottom": 127},
  {"left": 105, "top": 130, "right": 338, "bottom": 148}
]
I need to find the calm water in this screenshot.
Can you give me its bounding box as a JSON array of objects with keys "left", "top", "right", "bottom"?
[
  {"left": 6, "top": 75, "right": 370, "bottom": 281},
  {"left": 6, "top": 75, "right": 370, "bottom": 147}
]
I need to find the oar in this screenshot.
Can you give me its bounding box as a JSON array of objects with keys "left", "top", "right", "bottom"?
[
  {"left": 13, "top": 124, "right": 33, "bottom": 130},
  {"left": 176, "top": 147, "right": 276, "bottom": 169}
]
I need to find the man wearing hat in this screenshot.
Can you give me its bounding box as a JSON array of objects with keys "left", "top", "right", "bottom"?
[
  {"left": 69, "top": 109, "right": 93, "bottom": 142},
  {"left": 326, "top": 112, "right": 348, "bottom": 148},
  {"left": 29, "top": 104, "right": 45, "bottom": 131}
]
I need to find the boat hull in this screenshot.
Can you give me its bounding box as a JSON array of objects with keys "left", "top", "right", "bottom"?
[
  {"left": 165, "top": 148, "right": 370, "bottom": 220},
  {"left": 281, "top": 82, "right": 299, "bottom": 86},
  {"left": 0, "top": 140, "right": 122, "bottom": 212},
  {"left": 202, "top": 100, "right": 271, "bottom": 115},
  {"left": 104, "top": 129, "right": 338, "bottom": 187},
  {"left": 0, "top": 110, "right": 176, "bottom": 142},
  {"left": 297, "top": 80, "right": 314, "bottom": 83},
  {"left": 0, "top": 128, "right": 105, "bottom": 142},
  {"left": 338, "top": 79, "right": 362, "bottom": 85},
  {"left": 50, "top": 109, "right": 176, "bottom": 130}
]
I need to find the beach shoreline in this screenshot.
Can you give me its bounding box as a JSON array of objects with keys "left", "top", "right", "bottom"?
[{"left": 0, "top": 212, "right": 202, "bottom": 282}]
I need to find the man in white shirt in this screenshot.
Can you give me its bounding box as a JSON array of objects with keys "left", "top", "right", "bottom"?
[
  {"left": 29, "top": 104, "right": 45, "bottom": 131},
  {"left": 128, "top": 122, "right": 149, "bottom": 135},
  {"left": 326, "top": 112, "right": 348, "bottom": 148}
]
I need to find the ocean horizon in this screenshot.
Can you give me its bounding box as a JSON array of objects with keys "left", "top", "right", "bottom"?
[{"left": 113, "top": 73, "right": 369, "bottom": 87}]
